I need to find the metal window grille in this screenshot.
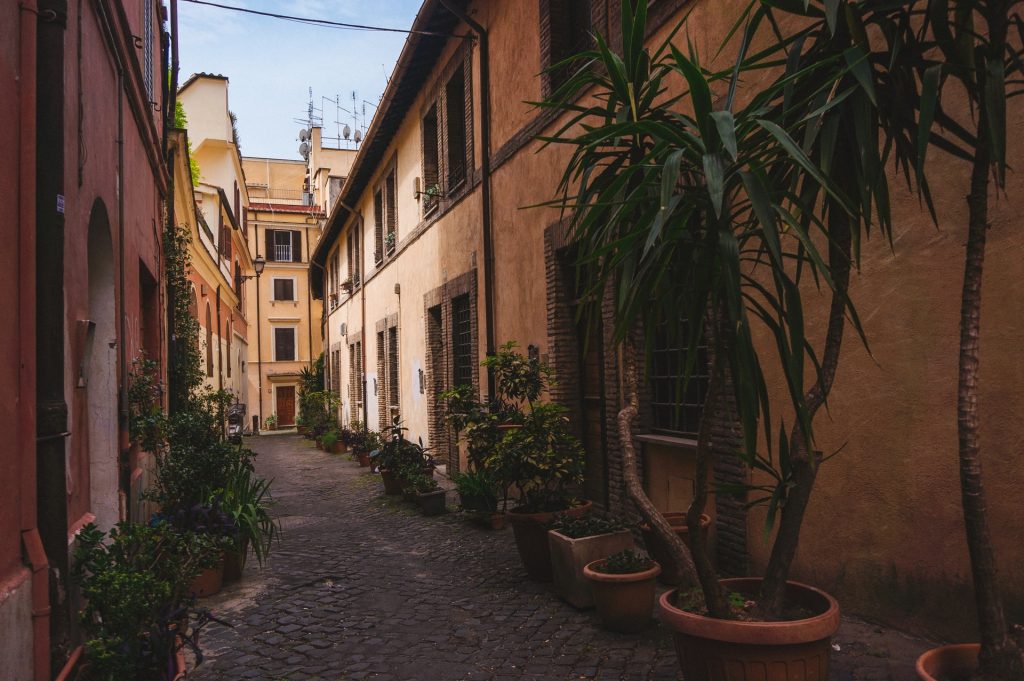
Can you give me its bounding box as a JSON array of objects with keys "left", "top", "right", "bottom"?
[
  {"left": 451, "top": 294, "right": 473, "bottom": 389},
  {"left": 388, "top": 325, "right": 400, "bottom": 423},
  {"left": 350, "top": 341, "right": 363, "bottom": 423},
  {"left": 274, "top": 231, "right": 292, "bottom": 262},
  {"left": 649, "top": 319, "right": 709, "bottom": 437}
]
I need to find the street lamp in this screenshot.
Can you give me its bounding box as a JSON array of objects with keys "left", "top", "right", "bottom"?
[{"left": 241, "top": 254, "right": 267, "bottom": 434}]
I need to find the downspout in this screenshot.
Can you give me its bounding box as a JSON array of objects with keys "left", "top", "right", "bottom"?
[
  {"left": 306, "top": 221, "right": 314, "bottom": 367},
  {"left": 165, "top": 0, "right": 180, "bottom": 414},
  {"left": 216, "top": 285, "right": 224, "bottom": 437},
  {"left": 35, "top": 0, "right": 70, "bottom": 666},
  {"left": 439, "top": 0, "right": 496, "bottom": 401},
  {"left": 18, "top": 3, "right": 49, "bottom": 679}
]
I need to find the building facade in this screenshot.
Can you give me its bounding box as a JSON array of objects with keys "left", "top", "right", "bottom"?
[
  {"left": 1, "top": 0, "right": 169, "bottom": 677},
  {"left": 311, "top": 0, "right": 1024, "bottom": 642},
  {"left": 242, "top": 160, "right": 323, "bottom": 430},
  {"left": 177, "top": 74, "right": 253, "bottom": 405}
]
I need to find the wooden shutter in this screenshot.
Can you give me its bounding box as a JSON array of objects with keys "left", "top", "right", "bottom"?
[
  {"left": 385, "top": 171, "right": 396, "bottom": 253},
  {"left": 293, "top": 230, "right": 302, "bottom": 262},
  {"left": 265, "top": 229, "right": 275, "bottom": 262},
  {"left": 373, "top": 189, "right": 384, "bottom": 264}
]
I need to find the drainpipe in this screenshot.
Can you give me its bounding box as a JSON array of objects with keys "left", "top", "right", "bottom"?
[
  {"left": 19, "top": 3, "right": 49, "bottom": 679},
  {"left": 165, "top": 0, "right": 180, "bottom": 414},
  {"left": 439, "top": 1, "right": 496, "bottom": 401},
  {"left": 35, "top": 0, "right": 70, "bottom": 665},
  {"left": 305, "top": 223, "right": 314, "bottom": 367},
  {"left": 216, "top": 285, "right": 224, "bottom": 436}
]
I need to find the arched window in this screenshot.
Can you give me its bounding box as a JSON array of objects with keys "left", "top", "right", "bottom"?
[
  {"left": 205, "top": 302, "right": 213, "bottom": 377},
  {"left": 226, "top": 318, "right": 232, "bottom": 378}
]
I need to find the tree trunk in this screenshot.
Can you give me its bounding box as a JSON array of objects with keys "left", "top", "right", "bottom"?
[
  {"left": 757, "top": 210, "right": 852, "bottom": 618},
  {"left": 617, "top": 337, "right": 705, "bottom": 600},
  {"left": 959, "top": 87, "right": 1024, "bottom": 681}
]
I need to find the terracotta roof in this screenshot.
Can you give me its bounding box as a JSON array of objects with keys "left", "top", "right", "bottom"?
[
  {"left": 179, "top": 72, "right": 229, "bottom": 92},
  {"left": 249, "top": 202, "right": 325, "bottom": 216}
]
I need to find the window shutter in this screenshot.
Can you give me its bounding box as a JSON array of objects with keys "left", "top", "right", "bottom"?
[
  {"left": 385, "top": 171, "right": 397, "bottom": 252},
  {"left": 373, "top": 190, "right": 384, "bottom": 264},
  {"left": 265, "top": 229, "right": 275, "bottom": 262},
  {"left": 293, "top": 230, "right": 302, "bottom": 262}
]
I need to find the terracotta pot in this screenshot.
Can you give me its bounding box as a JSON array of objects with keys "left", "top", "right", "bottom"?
[
  {"left": 223, "top": 538, "right": 249, "bottom": 583},
  {"left": 380, "top": 469, "right": 403, "bottom": 495},
  {"left": 658, "top": 578, "right": 840, "bottom": 681},
  {"left": 507, "top": 501, "right": 593, "bottom": 581},
  {"left": 417, "top": 489, "right": 447, "bottom": 516},
  {"left": 639, "top": 512, "right": 711, "bottom": 585},
  {"left": 549, "top": 529, "right": 635, "bottom": 609},
  {"left": 915, "top": 644, "right": 979, "bottom": 681},
  {"left": 357, "top": 451, "right": 371, "bottom": 467},
  {"left": 329, "top": 441, "right": 343, "bottom": 454},
  {"left": 584, "top": 558, "right": 661, "bottom": 633},
  {"left": 173, "top": 644, "right": 188, "bottom": 681},
  {"left": 297, "top": 425, "right": 307, "bottom": 435},
  {"left": 188, "top": 555, "right": 225, "bottom": 598}
]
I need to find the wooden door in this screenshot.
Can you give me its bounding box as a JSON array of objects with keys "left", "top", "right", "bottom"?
[
  {"left": 577, "top": 315, "right": 608, "bottom": 506},
  {"left": 276, "top": 386, "right": 296, "bottom": 426}
]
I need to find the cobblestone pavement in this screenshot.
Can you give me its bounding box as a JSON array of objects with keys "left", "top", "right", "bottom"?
[{"left": 190, "top": 434, "right": 935, "bottom": 681}]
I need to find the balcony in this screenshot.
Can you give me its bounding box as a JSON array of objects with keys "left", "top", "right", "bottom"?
[{"left": 274, "top": 244, "right": 292, "bottom": 262}]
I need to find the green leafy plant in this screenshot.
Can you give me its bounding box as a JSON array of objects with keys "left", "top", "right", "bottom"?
[
  {"left": 214, "top": 461, "right": 279, "bottom": 567},
  {"left": 264, "top": 413, "right": 278, "bottom": 429},
  {"left": 550, "top": 514, "right": 630, "bottom": 539},
  {"left": 321, "top": 429, "right": 339, "bottom": 450},
  {"left": 374, "top": 420, "right": 432, "bottom": 472},
  {"left": 453, "top": 469, "right": 499, "bottom": 513},
  {"left": 173, "top": 101, "right": 201, "bottom": 187},
  {"left": 485, "top": 402, "right": 584, "bottom": 513},
  {"left": 482, "top": 341, "right": 554, "bottom": 418},
  {"left": 593, "top": 549, "right": 655, "bottom": 575},
  {"left": 72, "top": 521, "right": 225, "bottom": 681},
  {"left": 405, "top": 473, "right": 440, "bottom": 495}
]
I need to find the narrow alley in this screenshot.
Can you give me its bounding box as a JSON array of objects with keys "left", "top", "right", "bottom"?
[{"left": 191, "top": 436, "right": 932, "bottom": 681}]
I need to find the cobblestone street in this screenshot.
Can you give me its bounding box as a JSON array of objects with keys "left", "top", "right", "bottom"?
[{"left": 191, "top": 435, "right": 935, "bottom": 681}]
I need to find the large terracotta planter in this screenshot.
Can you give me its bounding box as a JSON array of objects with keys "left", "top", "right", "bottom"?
[
  {"left": 58, "top": 641, "right": 188, "bottom": 680},
  {"left": 380, "top": 469, "right": 403, "bottom": 495},
  {"left": 223, "top": 538, "right": 250, "bottom": 583},
  {"left": 507, "top": 501, "right": 592, "bottom": 582},
  {"left": 549, "top": 528, "right": 635, "bottom": 608},
  {"left": 658, "top": 578, "right": 840, "bottom": 681},
  {"left": 356, "top": 450, "right": 370, "bottom": 467},
  {"left": 188, "top": 555, "right": 225, "bottom": 598},
  {"left": 584, "top": 558, "right": 661, "bottom": 633},
  {"left": 915, "top": 644, "right": 979, "bottom": 681},
  {"left": 639, "top": 512, "right": 710, "bottom": 585}
]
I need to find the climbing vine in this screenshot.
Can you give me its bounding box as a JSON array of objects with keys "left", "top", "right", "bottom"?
[{"left": 164, "top": 221, "right": 203, "bottom": 414}]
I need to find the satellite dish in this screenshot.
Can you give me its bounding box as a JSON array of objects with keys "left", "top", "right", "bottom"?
[
  {"left": 299, "top": 129, "right": 309, "bottom": 141},
  {"left": 354, "top": 128, "right": 362, "bottom": 144},
  {"left": 299, "top": 141, "right": 310, "bottom": 158},
  {"left": 342, "top": 124, "right": 351, "bottom": 140}
]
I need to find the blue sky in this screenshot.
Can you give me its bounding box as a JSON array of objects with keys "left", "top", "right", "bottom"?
[{"left": 178, "top": 0, "right": 423, "bottom": 159}]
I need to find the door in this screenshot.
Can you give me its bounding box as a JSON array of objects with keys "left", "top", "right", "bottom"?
[
  {"left": 276, "top": 386, "right": 296, "bottom": 426},
  {"left": 577, "top": 314, "right": 608, "bottom": 506}
]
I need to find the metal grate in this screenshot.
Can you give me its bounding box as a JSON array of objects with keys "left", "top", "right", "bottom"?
[
  {"left": 649, "top": 319, "right": 709, "bottom": 437},
  {"left": 451, "top": 294, "right": 473, "bottom": 389},
  {"left": 388, "top": 326, "right": 400, "bottom": 422}
]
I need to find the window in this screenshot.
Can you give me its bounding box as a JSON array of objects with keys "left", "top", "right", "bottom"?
[
  {"left": 234, "top": 262, "right": 243, "bottom": 308},
  {"left": 451, "top": 294, "right": 473, "bottom": 389},
  {"left": 373, "top": 167, "right": 397, "bottom": 264},
  {"left": 219, "top": 209, "right": 233, "bottom": 261},
  {"left": 205, "top": 303, "right": 213, "bottom": 377},
  {"left": 649, "top": 318, "right": 710, "bottom": 437},
  {"left": 349, "top": 340, "right": 364, "bottom": 423},
  {"left": 274, "top": 327, "right": 296, "bottom": 361},
  {"left": 377, "top": 323, "right": 401, "bottom": 428},
  {"left": 225, "top": 319, "right": 232, "bottom": 378},
  {"left": 331, "top": 348, "right": 341, "bottom": 396},
  {"left": 347, "top": 222, "right": 362, "bottom": 289},
  {"left": 422, "top": 104, "right": 440, "bottom": 215},
  {"left": 445, "top": 64, "right": 468, "bottom": 190},
  {"left": 143, "top": 0, "right": 153, "bottom": 99},
  {"left": 542, "top": 0, "right": 593, "bottom": 93},
  {"left": 265, "top": 229, "right": 301, "bottom": 263},
  {"left": 273, "top": 278, "right": 295, "bottom": 301}
]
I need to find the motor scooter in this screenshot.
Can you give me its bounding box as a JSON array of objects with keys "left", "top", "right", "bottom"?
[{"left": 227, "top": 403, "right": 247, "bottom": 444}]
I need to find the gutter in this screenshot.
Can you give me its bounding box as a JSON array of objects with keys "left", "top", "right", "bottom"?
[
  {"left": 438, "top": 0, "right": 497, "bottom": 399},
  {"left": 18, "top": 2, "right": 49, "bottom": 678}
]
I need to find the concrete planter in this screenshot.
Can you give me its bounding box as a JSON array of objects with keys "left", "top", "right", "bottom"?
[
  {"left": 416, "top": 489, "right": 447, "bottom": 516},
  {"left": 548, "top": 528, "right": 635, "bottom": 608},
  {"left": 507, "top": 501, "right": 593, "bottom": 582}
]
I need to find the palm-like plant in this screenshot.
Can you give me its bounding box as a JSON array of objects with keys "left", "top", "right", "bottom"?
[{"left": 538, "top": 0, "right": 924, "bottom": 619}]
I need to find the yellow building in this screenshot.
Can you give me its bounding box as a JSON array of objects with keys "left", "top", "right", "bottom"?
[
  {"left": 177, "top": 73, "right": 253, "bottom": 404},
  {"left": 242, "top": 158, "right": 322, "bottom": 429}
]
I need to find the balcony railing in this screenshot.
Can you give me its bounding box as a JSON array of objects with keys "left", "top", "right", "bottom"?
[{"left": 274, "top": 244, "right": 292, "bottom": 262}]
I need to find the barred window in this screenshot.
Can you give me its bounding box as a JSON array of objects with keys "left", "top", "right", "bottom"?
[
  {"left": 451, "top": 294, "right": 473, "bottom": 389},
  {"left": 649, "top": 319, "right": 709, "bottom": 437}
]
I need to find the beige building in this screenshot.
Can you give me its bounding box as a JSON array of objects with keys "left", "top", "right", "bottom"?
[
  {"left": 177, "top": 74, "right": 253, "bottom": 403},
  {"left": 241, "top": 132, "right": 355, "bottom": 430},
  {"left": 310, "top": 0, "right": 1024, "bottom": 642}
]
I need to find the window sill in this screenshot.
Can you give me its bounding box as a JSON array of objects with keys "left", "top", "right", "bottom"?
[{"left": 635, "top": 433, "right": 698, "bottom": 450}]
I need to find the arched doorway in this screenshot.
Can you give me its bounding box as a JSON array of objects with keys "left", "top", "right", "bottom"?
[
  {"left": 206, "top": 302, "right": 213, "bottom": 377},
  {"left": 86, "top": 199, "right": 119, "bottom": 531}
]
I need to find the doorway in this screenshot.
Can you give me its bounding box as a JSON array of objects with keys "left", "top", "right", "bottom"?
[
  {"left": 276, "top": 385, "right": 296, "bottom": 427},
  {"left": 86, "top": 199, "right": 119, "bottom": 530}
]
